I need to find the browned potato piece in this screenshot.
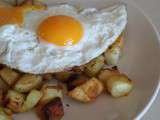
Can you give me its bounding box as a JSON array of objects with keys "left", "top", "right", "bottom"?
[
  {"left": 14, "top": 74, "right": 42, "bottom": 93},
  {"left": 65, "top": 73, "right": 88, "bottom": 91},
  {"left": 37, "top": 97, "right": 64, "bottom": 120},
  {"left": 3, "top": 108, "right": 12, "bottom": 117},
  {"left": 0, "top": 78, "right": 9, "bottom": 92},
  {"left": 68, "top": 78, "right": 104, "bottom": 102},
  {"left": 105, "top": 74, "right": 133, "bottom": 97},
  {"left": 0, "top": 90, "right": 3, "bottom": 105},
  {"left": 0, "top": 107, "right": 12, "bottom": 120},
  {"left": 43, "top": 74, "right": 53, "bottom": 81},
  {"left": 6, "top": 90, "right": 25, "bottom": 112},
  {"left": 0, "top": 67, "right": 20, "bottom": 86},
  {"left": 104, "top": 36, "right": 123, "bottom": 65},
  {"left": 19, "top": 0, "right": 46, "bottom": 10},
  {"left": 98, "top": 68, "right": 120, "bottom": 83},
  {"left": 84, "top": 55, "right": 105, "bottom": 77},
  {"left": 39, "top": 84, "right": 63, "bottom": 105},
  {"left": 54, "top": 71, "right": 73, "bottom": 82}
]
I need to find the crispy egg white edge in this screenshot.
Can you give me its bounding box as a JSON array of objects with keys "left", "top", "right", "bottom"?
[{"left": 0, "top": 4, "right": 127, "bottom": 74}]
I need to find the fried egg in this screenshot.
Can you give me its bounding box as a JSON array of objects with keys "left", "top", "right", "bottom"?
[{"left": 0, "top": 3, "right": 127, "bottom": 74}]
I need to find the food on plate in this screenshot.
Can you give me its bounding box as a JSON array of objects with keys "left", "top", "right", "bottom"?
[
  {"left": 68, "top": 78, "right": 104, "bottom": 102},
  {"left": 54, "top": 71, "right": 74, "bottom": 82},
  {"left": 0, "top": 67, "right": 20, "bottom": 86},
  {"left": 42, "top": 73, "right": 54, "bottom": 81},
  {"left": 65, "top": 73, "right": 88, "bottom": 91},
  {"left": 0, "top": 0, "right": 134, "bottom": 119},
  {"left": 39, "top": 84, "right": 63, "bottom": 105},
  {"left": 104, "top": 74, "right": 133, "bottom": 97},
  {"left": 0, "top": 107, "right": 12, "bottom": 120},
  {"left": 98, "top": 67, "right": 120, "bottom": 83},
  {"left": 0, "top": 1, "right": 127, "bottom": 74},
  {"left": 0, "top": 90, "right": 3, "bottom": 105},
  {"left": 21, "top": 89, "right": 42, "bottom": 112},
  {"left": 104, "top": 36, "right": 123, "bottom": 65},
  {"left": 37, "top": 97, "right": 64, "bottom": 120},
  {"left": 84, "top": 55, "right": 105, "bottom": 77},
  {"left": 5, "top": 90, "right": 25, "bottom": 112},
  {"left": 14, "top": 74, "right": 42, "bottom": 93}
]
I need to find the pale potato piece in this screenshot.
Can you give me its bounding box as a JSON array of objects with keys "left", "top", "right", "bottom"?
[
  {"left": 84, "top": 55, "right": 105, "bottom": 77},
  {"left": 0, "top": 107, "right": 12, "bottom": 120},
  {"left": 0, "top": 67, "right": 20, "bottom": 86},
  {"left": 104, "top": 47, "right": 121, "bottom": 65},
  {"left": 105, "top": 74, "right": 133, "bottom": 97},
  {"left": 39, "top": 84, "right": 63, "bottom": 105},
  {"left": 98, "top": 68, "right": 120, "bottom": 83},
  {"left": 22, "top": 90, "right": 42, "bottom": 112},
  {"left": 68, "top": 78, "right": 104, "bottom": 102},
  {"left": 104, "top": 36, "right": 123, "bottom": 65},
  {"left": 6, "top": 90, "right": 25, "bottom": 112},
  {"left": 14, "top": 74, "right": 42, "bottom": 93}
]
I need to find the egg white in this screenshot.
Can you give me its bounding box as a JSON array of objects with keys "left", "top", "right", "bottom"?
[{"left": 0, "top": 4, "right": 127, "bottom": 74}]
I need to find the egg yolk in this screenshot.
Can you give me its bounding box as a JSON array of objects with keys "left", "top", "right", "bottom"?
[{"left": 37, "top": 15, "right": 83, "bottom": 46}]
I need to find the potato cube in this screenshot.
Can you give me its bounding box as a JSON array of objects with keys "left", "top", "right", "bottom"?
[
  {"left": 0, "top": 107, "right": 12, "bottom": 120},
  {"left": 98, "top": 68, "right": 120, "bottom": 83},
  {"left": 39, "top": 84, "right": 63, "bottom": 105},
  {"left": 105, "top": 74, "right": 133, "bottom": 97},
  {"left": 36, "top": 97, "right": 64, "bottom": 120},
  {"left": 104, "top": 36, "right": 123, "bottom": 65},
  {"left": 22, "top": 90, "right": 42, "bottom": 112},
  {"left": 68, "top": 78, "right": 104, "bottom": 102},
  {"left": 6, "top": 90, "right": 25, "bottom": 112},
  {"left": 54, "top": 71, "right": 73, "bottom": 82},
  {"left": 84, "top": 55, "right": 105, "bottom": 77},
  {"left": 0, "top": 67, "right": 20, "bottom": 86},
  {"left": 42, "top": 74, "right": 53, "bottom": 81},
  {"left": 14, "top": 74, "right": 42, "bottom": 93}
]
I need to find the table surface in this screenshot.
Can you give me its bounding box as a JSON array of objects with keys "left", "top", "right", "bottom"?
[{"left": 131, "top": 0, "right": 160, "bottom": 119}]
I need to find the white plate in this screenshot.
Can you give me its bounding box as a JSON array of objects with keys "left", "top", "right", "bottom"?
[{"left": 6, "top": 0, "right": 160, "bottom": 120}]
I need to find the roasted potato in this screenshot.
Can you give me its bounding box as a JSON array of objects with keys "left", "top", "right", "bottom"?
[
  {"left": 0, "top": 78, "right": 9, "bottom": 92},
  {"left": 21, "top": 90, "right": 42, "bottom": 112},
  {"left": 39, "top": 84, "right": 63, "bottom": 105},
  {"left": 105, "top": 74, "right": 133, "bottom": 97},
  {"left": 84, "top": 55, "right": 105, "bottom": 77},
  {"left": 37, "top": 97, "right": 64, "bottom": 120},
  {"left": 14, "top": 74, "right": 42, "bottom": 93},
  {"left": 19, "top": 0, "right": 46, "bottom": 10},
  {"left": 3, "top": 108, "right": 12, "bottom": 117},
  {"left": 68, "top": 78, "right": 104, "bottom": 102},
  {"left": 42, "top": 74, "right": 53, "bottom": 81},
  {"left": 6, "top": 90, "right": 25, "bottom": 112},
  {"left": 104, "top": 36, "right": 123, "bottom": 65},
  {"left": 54, "top": 71, "right": 73, "bottom": 82},
  {"left": 0, "top": 107, "right": 12, "bottom": 120},
  {"left": 98, "top": 68, "right": 120, "bottom": 83},
  {"left": 0, "top": 90, "right": 3, "bottom": 105},
  {"left": 65, "top": 73, "right": 88, "bottom": 91},
  {"left": 0, "top": 67, "right": 20, "bottom": 86}
]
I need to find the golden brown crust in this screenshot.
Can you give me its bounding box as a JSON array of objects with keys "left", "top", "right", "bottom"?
[{"left": 68, "top": 78, "right": 104, "bottom": 102}]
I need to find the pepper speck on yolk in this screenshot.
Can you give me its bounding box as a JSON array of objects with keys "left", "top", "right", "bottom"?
[{"left": 37, "top": 15, "right": 83, "bottom": 46}]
